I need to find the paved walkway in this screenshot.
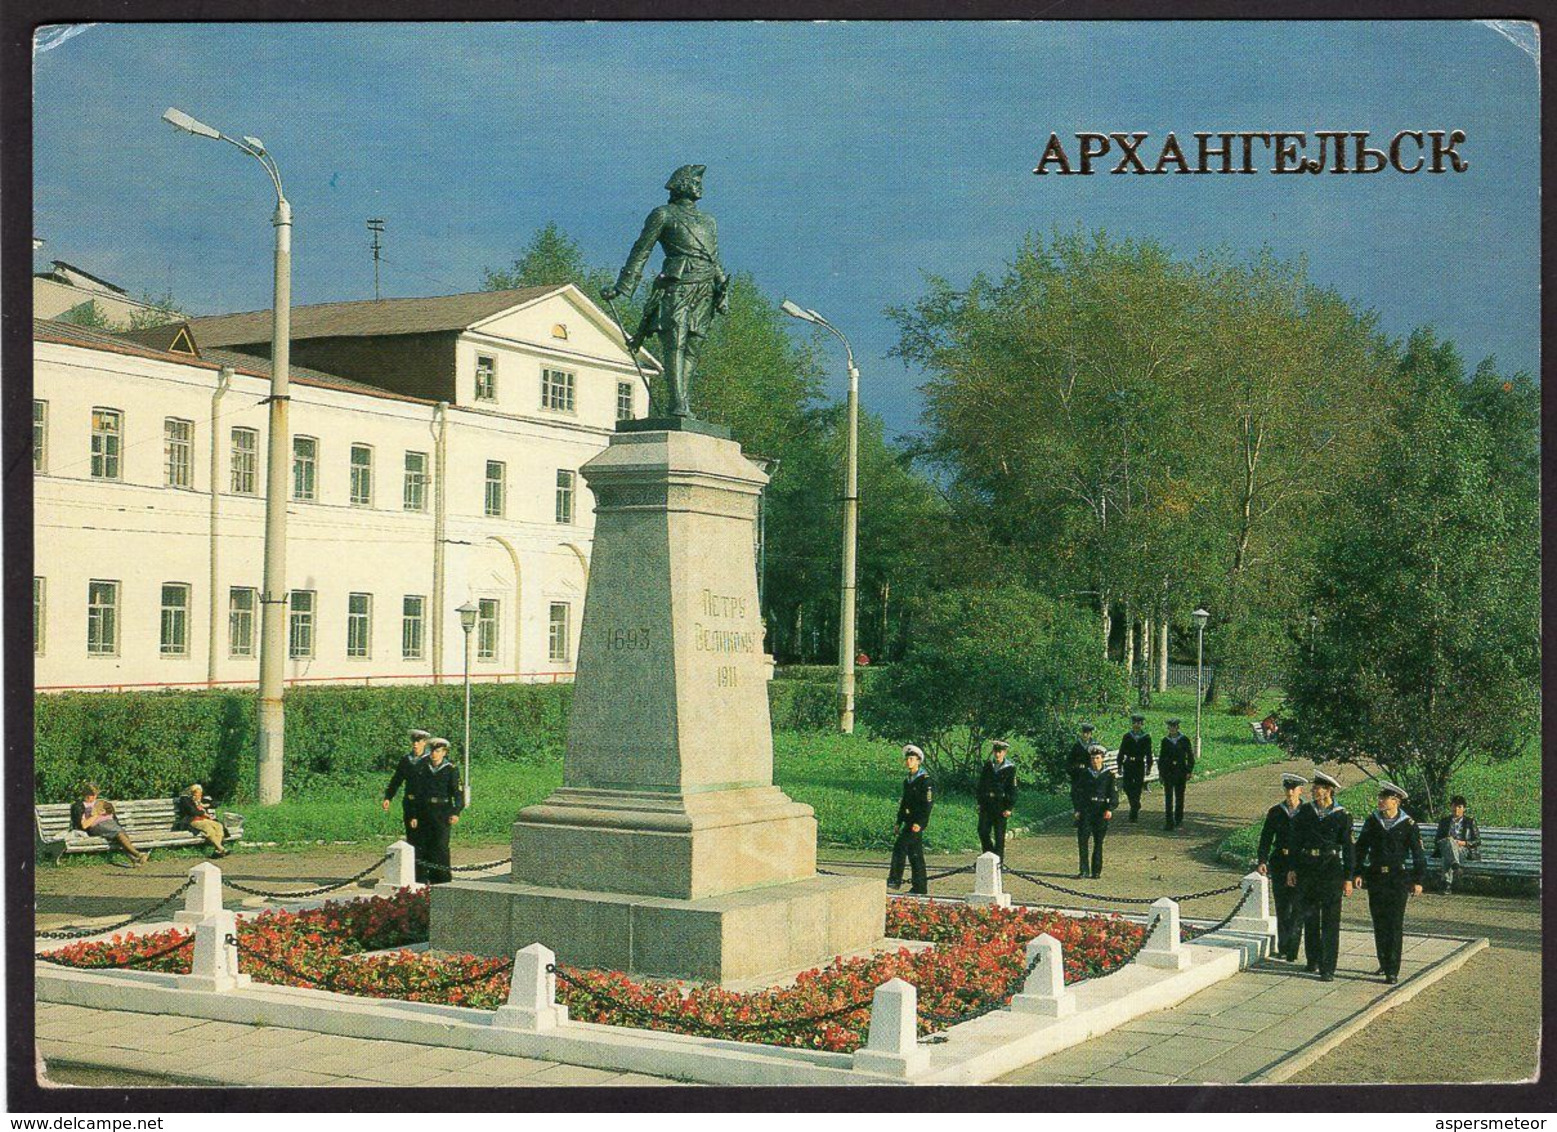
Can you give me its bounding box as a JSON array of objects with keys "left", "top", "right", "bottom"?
[
  {"left": 35, "top": 1003, "right": 683, "bottom": 1088},
  {"left": 998, "top": 930, "right": 1483, "bottom": 1085}
]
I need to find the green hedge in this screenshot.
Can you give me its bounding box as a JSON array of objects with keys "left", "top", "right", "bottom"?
[
  {"left": 36, "top": 675, "right": 857, "bottom": 804},
  {"left": 35, "top": 683, "right": 573, "bottom": 804}
]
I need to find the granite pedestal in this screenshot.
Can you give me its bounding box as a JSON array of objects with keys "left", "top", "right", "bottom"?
[{"left": 432, "top": 425, "right": 883, "bottom": 983}]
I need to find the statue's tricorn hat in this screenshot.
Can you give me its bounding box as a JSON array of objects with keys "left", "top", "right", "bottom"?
[{"left": 666, "top": 164, "right": 706, "bottom": 194}]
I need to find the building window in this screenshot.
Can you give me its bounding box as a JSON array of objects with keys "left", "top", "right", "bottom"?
[
  {"left": 616, "top": 381, "right": 635, "bottom": 421},
  {"left": 229, "top": 587, "right": 257, "bottom": 658},
  {"left": 403, "top": 451, "right": 429, "bottom": 511},
  {"left": 475, "top": 355, "right": 497, "bottom": 402},
  {"left": 477, "top": 598, "right": 499, "bottom": 661},
  {"left": 350, "top": 444, "right": 374, "bottom": 507},
  {"left": 555, "top": 470, "right": 576, "bottom": 524},
  {"left": 33, "top": 400, "right": 47, "bottom": 472},
  {"left": 402, "top": 595, "right": 425, "bottom": 660},
  {"left": 231, "top": 428, "right": 258, "bottom": 495},
  {"left": 293, "top": 437, "right": 318, "bottom": 501},
  {"left": 164, "top": 418, "right": 194, "bottom": 488},
  {"left": 33, "top": 577, "right": 45, "bottom": 656},
  {"left": 289, "top": 590, "right": 316, "bottom": 659},
  {"left": 347, "top": 593, "right": 372, "bottom": 658},
  {"left": 541, "top": 368, "right": 575, "bottom": 413},
  {"left": 90, "top": 408, "right": 123, "bottom": 481},
  {"left": 86, "top": 580, "right": 119, "bottom": 656},
  {"left": 160, "top": 583, "right": 191, "bottom": 656},
  {"left": 548, "top": 602, "right": 571, "bottom": 663},
  {"left": 484, "top": 460, "right": 506, "bottom": 518}
]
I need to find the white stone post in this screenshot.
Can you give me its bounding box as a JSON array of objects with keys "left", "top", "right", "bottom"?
[
  {"left": 174, "top": 861, "right": 225, "bottom": 925},
  {"left": 851, "top": 978, "right": 930, "bottom": 1078},
  {"left": 375, "top": 839, "right": 423, "bottom": 896},
  {"left": 492, "top": 943, "right": 568, "bottom": 1033},
  {"left": 1229, "top": 871, "right": 1279, "bottom": 938},
  {"left": 184, "top": 909, "right": 249, "bottom": 992},
  {"left": 1137, "top": 897, "right": 1191, "bottom": 969},
  {"left": 1009, "top": 933, "right": 1075, "bottom": 1017},
  {"left": 966, "top": 852, "right": 1011, "bottom": 908}
]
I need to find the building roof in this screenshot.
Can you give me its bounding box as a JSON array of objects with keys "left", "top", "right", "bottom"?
[
  {"left": 118, "top": 321, "right": 199, "bottom": 355},
  {"left": 35, "top": 260, "right": 129, "bottom": 295},
  {"left": 185, "top": 285, "right": 562, "bottom": 346},
  {"left": 33, "top": 318, "right": 435, "bottom": 405}
]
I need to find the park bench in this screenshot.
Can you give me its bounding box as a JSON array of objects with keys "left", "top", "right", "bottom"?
[
  {"left": 1249, "top": 721, "right": 1279, "bottom": 745},
  {"left": 34, "top": 798, "right": 245, "bottom": 864},
  {"left": 1349, "top": 819, "right": 1540, "bottom": 883}
]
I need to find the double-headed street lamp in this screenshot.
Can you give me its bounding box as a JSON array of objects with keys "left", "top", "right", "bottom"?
[
  {"left": 164, "top": 107, "right": 292, "bottom": 804},
  {"left": 457, "top": 601, "right": 479, "bottom": 809},
  {"left": 780, "top": 299, "right": 859, "bottom": 734},
  {"left": 1192, "top": 607, "right": 1210, "bottom": 760}
]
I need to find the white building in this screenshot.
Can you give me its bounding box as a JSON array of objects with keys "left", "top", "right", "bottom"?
[
  {"left": 33, "top": 259, "right": 179, "bottom": 326},
  {"left": 32, "top": 284, "right": 656, "bottom": 692}
]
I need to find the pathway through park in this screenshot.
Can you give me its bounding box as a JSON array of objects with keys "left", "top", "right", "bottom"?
[{"left": 34, "top": 759, "right": 1538, "bottom": 1087}]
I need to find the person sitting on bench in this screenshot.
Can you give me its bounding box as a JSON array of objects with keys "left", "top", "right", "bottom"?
[
  {"left": 70, "top": 782, "right": 148, "bottom": 865},
  {"left": 177, "top": 784, "right": 230, "bottom": 858},
  {"left": 1434, "top": 795, "right": 1481, "bottom": 894}
]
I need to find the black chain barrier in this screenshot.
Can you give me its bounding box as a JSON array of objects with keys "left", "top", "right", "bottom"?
[
  {"left": 422, "top": 856, "right": 514, "bottom": 876},
  {"left": 546, "top": 963, "right": 876, "bottom": 1039},
  {"left": 1182, "top": 884, "right": 1256, "bottom": 940},
  {"left": 814, "top": 861, "right": 979, "bottom": 884},
  {"left": 1001, "top": 865, "right": 1242, "bottom": 906},
  {"left": 222, "top": 853, "right": 392, "bottom": 900},
  {"left": 231, "top": 937, "right": 515, "bottom": 995},
  {"left": 36, "top": 931, "right": 195, "bottom": 970},
  {"left": 35, "top": 878, "right": 196, "bottom": 940}
]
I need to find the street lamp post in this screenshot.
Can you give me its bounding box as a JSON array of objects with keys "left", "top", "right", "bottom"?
[
  {"left": 457, "top": 602, "right": 479, "bottom": 809},
  {"left": 164, "top": 107, "right": 292, "bottom": 804},
  {"left": 1192, "top": 607, "right": 1210, "bottom": 761},
  {"left": 780, "top": 299, "right": 859, "bottom": 734}
]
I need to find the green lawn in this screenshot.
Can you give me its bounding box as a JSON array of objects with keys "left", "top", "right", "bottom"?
[
  {"left": 228, "top": 686, "right": 1284, "bottom": 854},
  {"left": 1218, "top": 742, "right": 1541, "bottom": 866}
]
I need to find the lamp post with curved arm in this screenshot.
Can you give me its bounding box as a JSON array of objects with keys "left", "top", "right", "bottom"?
[
  {"left": 781, "top": 299, "right": 859, "bottom": 734},
  {"left": 163, "top": 107, "right": 292, "bottom": 803}
]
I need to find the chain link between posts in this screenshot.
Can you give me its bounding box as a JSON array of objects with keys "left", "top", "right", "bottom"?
[
  {"left": 35, "top": 931, "right": 195, "bottom": 969},
  {"left": 231, "top": 936, "right": 515, "bottom": 994},
  {"left": 35, "top": 877, "right": 196, "bottom": 940},
  {"left": 221, "top": 853, "right": 392, "bottom": 900}
]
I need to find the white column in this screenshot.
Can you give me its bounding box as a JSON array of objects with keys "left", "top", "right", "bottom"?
[
  {"left": 174, "top": 861, "right": 225, "bottom": 925},
  {"left": 185, "top": 909, "right": 249, "bottom": 992},
  {"left": 967, "top": 852, "right": 1011, "bottom": 908},
  {"left": 492, "top": 943, "right": 568, "bottom": 1033},
  {"left": 1137, "top": 897, "right": 1191, "bottom": 969},
  {"left": 1010, "top": 934, "right": 1075, "bottom": 1017},
  {"left": 375, "top": 839, "right": 422, "bottom": 896},
  {"left": 1229, "top": 871, "right": 1279, "bottom": 938},
  {"left": 851, "top": 978, "right": 930, "bottom": 1078}
]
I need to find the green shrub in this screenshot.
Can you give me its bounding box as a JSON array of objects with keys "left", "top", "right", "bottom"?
[
  {"left": 35, "top": 683, "right": 572, "bottom": 804},
  {"left": 768, "top": 680, "right": 837, "bottom": 732}
]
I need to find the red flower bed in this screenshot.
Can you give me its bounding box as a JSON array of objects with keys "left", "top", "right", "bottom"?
[{"left": 42, "top": 892, "right": 1144, "bottom": 1054}]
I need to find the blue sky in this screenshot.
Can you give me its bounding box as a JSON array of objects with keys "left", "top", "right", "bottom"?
[{"left": 34, "top": 21, "right": 1539, "bottom": 436}]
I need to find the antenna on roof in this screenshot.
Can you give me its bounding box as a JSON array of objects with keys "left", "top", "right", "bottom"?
[{"left": 367, "top": 219, "right": 385, "bottom": 301}]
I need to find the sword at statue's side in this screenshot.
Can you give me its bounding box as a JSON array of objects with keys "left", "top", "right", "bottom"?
[{"left": 600, "top": 292, "right": 659, "bottom": 416}]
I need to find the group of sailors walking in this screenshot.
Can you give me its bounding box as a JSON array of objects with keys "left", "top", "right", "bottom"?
[{"left": 888, "top": 720, "right": 1446, "bottom": 986}]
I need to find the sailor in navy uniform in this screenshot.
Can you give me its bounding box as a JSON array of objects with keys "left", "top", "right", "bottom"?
[
  {"left": 975, "top": 741, "right": 1017, "bottom": 859},
  {"left": 889, "top": 745, "right": 934, "bottom": 895},
  {"left": 1068, "top": 724, "right": 1097, "bottom": 775},
  {"left": 1116, "top": 714, "right": 1153, "bottom": 822},
  {"left": 413, "top": 738, "right": 465, "bottom": 886},
  {"left": 1257, "top": 773, "right": 1307, "bottom": 961},
  {"left": 1287, "top": 769, "right": 1354, "bottom": 980},
  {"left": 383, "top": 729, "right": 430, "bottom": 880},
  {"left": 1353, "top": 780, "right": 1426, "bottom": 983},
  {"left": 1071, "top": 745, "right": 1118, "bottom": 879},
  {"left": 1158, "top": 718, "right": 1195, "bottom": 830}
]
